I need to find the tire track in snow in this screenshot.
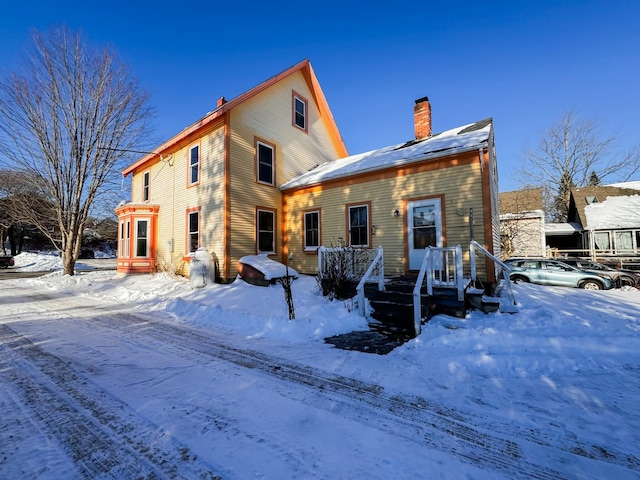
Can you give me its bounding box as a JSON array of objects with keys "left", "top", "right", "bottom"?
[
  {"left": 6, "top": 288, "right": 639, "bottom": 478},
  {"left": 71, "top": 310, "right": 571, "bottom": 479},
  {"left": 0, "top": 323, "right": 221, "bottom": 480}
]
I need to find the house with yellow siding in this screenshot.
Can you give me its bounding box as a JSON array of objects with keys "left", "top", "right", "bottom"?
[
  {"left": 116, "top": 59, "right": 501, "bottom": 286},
  {"left": 116, "top": 59, "right": 347, "bottom": 278},
  {"left": 282, "top": 110, "right": 500, "bottom": 284}
]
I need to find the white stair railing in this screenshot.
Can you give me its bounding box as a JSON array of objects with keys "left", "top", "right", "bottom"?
[
  {"left": 356, "top": 246, "right": 384, "bottom": 316},
  {"left": 470, "top": 240, "right": 516, "bottom": 308},
  {"left": 414, "top": 245, "right": 465, "bottom": 336}
]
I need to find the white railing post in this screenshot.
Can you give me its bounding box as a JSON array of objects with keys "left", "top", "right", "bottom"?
[
  {"left": 413, "top": 247, "right": 433, "bottom": 336},
  {"left": 470, "top": 240, "right": 517, "bottom": 307},
  {"left": 377, "top": 245, "right": 384, "bottom": 291},
  {"left": 356, "top": 246, "right": 384, "bottom": 317},
  {"left": 469, "top": 241, "right": 477, "bottom": 281},
  {"left": 455, "top": 244, "right": 464, "bottom": 301},
  {"left": 318, "top": 246, "right": 325, "bottom": 274}
]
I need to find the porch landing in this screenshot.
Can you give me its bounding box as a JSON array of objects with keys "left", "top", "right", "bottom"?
[{"left": 324, "top": 330, "right": 413, "bottom": 355}]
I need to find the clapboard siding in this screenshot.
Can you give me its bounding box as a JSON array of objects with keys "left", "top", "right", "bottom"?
[
  {"left": 226, "top": 71, "right": 342, "bottom": 278},
  {"left": 284, "top": 152, "right": 488, "bottom": 278},
  {"left": 130, "top": 122, "right": 225, "bottom": 272}
]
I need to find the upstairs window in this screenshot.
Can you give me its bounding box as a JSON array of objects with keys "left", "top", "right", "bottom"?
[
  {"left": 304, "top": 210, "right": 320, "bottom": 251},
  {"left": 189, "top": 145, "right": 200, "bottom": 185},
  {"left": 143, "top": 171, "right": 150, "bottom": 201},
  {"left": 187, "top": 208, "right": 200, "bottom": 253},
  {"left": 257, "top": 208, "right": 275, "bottom": 253},
  {"left": 256, "top": 140, "right": 274, "bottom": 185},
  {"left": 293, "top": 92, "right": 308, "bottom": 131},
  {"left": 348, "top": 204, "right": 369, "bottom": 247}
]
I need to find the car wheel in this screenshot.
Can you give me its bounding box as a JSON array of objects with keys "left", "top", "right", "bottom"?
[
  {"left": 619, "top": 275, "right": 637, "bottom": 287},
  {"left": 580, "top": 280, "right": 602, "bottom": 290},
  {"left": 511, "top": 275, "right": 529, "bottom": 284}
]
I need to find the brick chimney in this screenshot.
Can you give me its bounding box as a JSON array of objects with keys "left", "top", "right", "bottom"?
[
  {"left": 414, "top": 96, "right": 432, "bottom": 140},
  {"left": 217, "top": 96, "right": 227, "bottom": 108}
]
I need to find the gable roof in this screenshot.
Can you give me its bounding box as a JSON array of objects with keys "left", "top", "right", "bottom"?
[
  {"left": 123, "top": 59, "right": 347, "bottom": 176},
  {"left": 570, "top": 185, "right": 640, "bottom": 226},
  {"left": 499, "top": 188, "right": 543, "bottom": 215},
  {"left": 280, "top": 118, "right": 492, "bottom": 190}
]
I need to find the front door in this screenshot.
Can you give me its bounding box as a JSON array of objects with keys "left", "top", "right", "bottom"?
[{"left": 407, "top": 198, "right": 443, "bottom": 270}]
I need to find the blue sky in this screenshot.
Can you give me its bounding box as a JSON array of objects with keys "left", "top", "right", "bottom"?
[{"left": 1, "top": 1, "right": 639, "bottom": 192}]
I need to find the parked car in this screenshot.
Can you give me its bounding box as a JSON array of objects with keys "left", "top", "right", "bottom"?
[
  {"left": 504, "top": 258, "right": 614, "bottom": 290},
  {"left": 558, "top": 258, "right": 639, "bottom": 288},
  {"left": 0, "top": 256, "right": 14, "bottom": 268}
]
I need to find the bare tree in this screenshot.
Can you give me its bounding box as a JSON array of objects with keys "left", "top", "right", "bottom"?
[
  {"left": 0, "top": 26, "right": 153, "bottom": 274},
  {"left": 519, "top": 110, "right": 640, "bottom": 222}
]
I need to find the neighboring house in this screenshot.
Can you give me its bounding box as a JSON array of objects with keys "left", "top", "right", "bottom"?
[
  {"left": 116, "top": 60, "right": 501, "bottom": 285},
  {"left": 564, "top": 184, "right": 640, "bottom": 261},
  {"left": 498, "top": 188, "right": 545, "bottom": 259}
]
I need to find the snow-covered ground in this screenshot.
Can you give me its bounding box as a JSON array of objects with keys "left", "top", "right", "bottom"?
[{"left": 1, "top": 251, "right": 640, "bottom": 478}]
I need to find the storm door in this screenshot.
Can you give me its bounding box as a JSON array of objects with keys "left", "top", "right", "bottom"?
[{"left": 407, "top": 198, "right": 443, "bottom": 270}]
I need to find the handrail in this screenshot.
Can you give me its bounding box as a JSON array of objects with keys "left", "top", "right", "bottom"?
[
  {"left": 470, "top": 240, "right": 516, "bottom": 307},
  {"left": 412, "top": 247, "right": 433, "bottom": 336},
  {"left": 356, "top": 246, "right": 384, "bottom": 316},
  {"left": 414, "top": 245, "right": 466, "bottom": 336}
]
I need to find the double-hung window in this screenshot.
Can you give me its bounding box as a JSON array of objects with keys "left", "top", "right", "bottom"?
[
  {"left": 189, "top": 145, "right": 200, "bottom": 185},
  {"left": 304, "top": 210, "right": 320, "bottom": 251},
  {"left": 256, "top": 140, "right": 274, "bottom": 185},
  {"left": 143, "top": 171, "right": 150, "bottom": 201},
  {"left": 120, "top": 220, "right": 130, "bottom": 257},
  {"left": 135, "top": 219, "right": 149, "bottom": 257},
  {"left": 257, "top": 209, "right": 275, "bottom": 253},
  {"left": 187, "top": 208, "right": 200, "bottom": 253},
  {"left": 348, "top": 204, "right": 369, "bottom": 247},
  {"left": 293, "top": 92, "right": 308, "bottom": 131}
]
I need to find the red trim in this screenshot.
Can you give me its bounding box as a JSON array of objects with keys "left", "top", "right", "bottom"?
[
  {"left": 185, "top": 206, "right": 201, "bottom": 254},
  {"left": 292, "top": 90, "right": 309, "bottom": 133},
  {"left": 255, "top": 137, "right": 276, "bottom": 187},
  {"left": 115, "top": 204, "right": 160, "bottom": 275},
  {"left": 122, "top": 59, "right": 348, "bottom": 177},
  {"left": 345, "top": 201, "right": 372, "bottom": 248},
  {"left": 302, "top": 208, "right": 321, "bottom": 253},
  {"left": 255, "top": 206, "right": 277, "bottom": 254},
  {"left": 187, "top": 143, "right": 201, "bottom": 188}
]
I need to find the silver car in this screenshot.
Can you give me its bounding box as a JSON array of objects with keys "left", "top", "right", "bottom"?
[
  {"left": 559, "top": 258, "right": 639, "bottom": 288},
  {"left": 505, "top": 258, "right": 614, "bottom": 290}
]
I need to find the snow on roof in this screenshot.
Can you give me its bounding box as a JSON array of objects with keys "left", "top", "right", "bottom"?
[
  {"left": 606, "top": 181, "right": 640, "bottom": 191},
  {"left": 280, "top": 119, "right": 492, "bottom": 190},
  {"left": 544, "top": 222, "right": 583, "bottom": 235},
  {"left": 239, "top": 254, "right": 298, "bottom": 280},
  {"left": 584, "top": 194, "right": 640, "bottom": 230}
]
